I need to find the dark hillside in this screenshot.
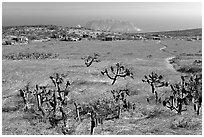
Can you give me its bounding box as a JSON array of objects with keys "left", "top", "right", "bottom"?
[{"left": 140, "top": 28, "right": 202, "bottom": 37}]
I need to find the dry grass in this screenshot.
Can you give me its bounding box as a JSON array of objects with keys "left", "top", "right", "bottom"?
[{"left": 2, "top": 40, "right": 202, "bottom": 135}]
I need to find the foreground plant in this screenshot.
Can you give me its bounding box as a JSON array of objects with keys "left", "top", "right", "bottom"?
[
  {"left": 142, "top": 72, "right": 168, "bottom": 94},
  {"left": 48, "top": 73, "right": 72, "bottom": 126},
  {"left": 19, "top": 82, "right": 32, "bottom": 110},
  {"left": 185, "top": 73, "right": 202, "bottom": 115},
  {"left": 110, "top": 88, "right": 134, "bottom": 118},
  {"left": 101, "top": 62, "right": 134, "bottom": 85},
  {"left": 163, "top": 76, "right": 188, "bottom": 115},
  {"left": 73, "top": 101, "right": 81, "bottom": 122},
  {"left": 18, "top": 73, "right": 72, "bottom": 131},
  {"left": 142, "top": 72, "right": 168, "bottom": 103}
]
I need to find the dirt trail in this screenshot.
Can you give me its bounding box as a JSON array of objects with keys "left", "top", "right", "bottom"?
[
  {"left": 157, "top": 41, "right": 177, "bottom": 73},
  {"left": 159, "top": 45, "right": 167, "bottom": 51},
  {"left": 165, "top": 56, "right": 178, "bottom": 73},
  {"left": 158, "top": 41, "right": 174, "bottom": 55}
]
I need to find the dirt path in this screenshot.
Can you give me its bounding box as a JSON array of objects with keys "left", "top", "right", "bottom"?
[
  {"left": 160, "top": 45, "right": 167, "bottom": 51},
  {"left": 158, "top": 41, "right": 174, "bottom": 55},
  {"left": 165, "top": 56, "right": 178, "bottom": 73},
  {"left": 157, "top": 41, "right": 177, "bottom": 73}
]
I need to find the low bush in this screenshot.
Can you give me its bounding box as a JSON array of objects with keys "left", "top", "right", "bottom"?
[
  {"left": 170, "top": 116, "right": 201, "bottom": 129},
  {"left": 177, "top": 65, "right": 202, "bottom": 73},
  {"left": 141, "top": 106, "right": 165, "bottom": 118},
  {"left": 3, "top": 52, "right": 59, "bottom": 60}
]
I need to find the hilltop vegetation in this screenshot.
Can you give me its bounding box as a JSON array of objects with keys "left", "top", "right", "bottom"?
[{"left": 139, "top": 28, "right": 202, "bottom": 37}]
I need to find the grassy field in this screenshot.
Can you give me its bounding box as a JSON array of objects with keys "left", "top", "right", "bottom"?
[{"left": 2, "top": 39, "right": 202, "bottom": 135}]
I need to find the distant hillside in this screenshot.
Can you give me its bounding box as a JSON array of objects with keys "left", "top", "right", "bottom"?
[
  {"left": 3, "top": 24, "right": 201, "bottom": 38},
  {"left": 85, "top": 20, "right": 141, "bottom": 33},
  {"left": 141, "top": 28, "right": 202, "bottom": 37}
]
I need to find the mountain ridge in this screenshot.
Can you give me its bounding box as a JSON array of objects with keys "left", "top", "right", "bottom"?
[{"left": 85, "top": 20, "right": 141, "bottom": 33}]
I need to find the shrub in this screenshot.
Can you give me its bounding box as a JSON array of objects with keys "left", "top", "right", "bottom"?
[
  {"left": 141, "top": 106, "right": 165, "bottom": 118},
  {"left": 163, "top": 77, "right": 188, "bottom": 115},
  {"left": 177, "top": 65, "right": 202, "bottom": 73},
  {"left": 170, "top": 116, "right": 201, "bottom": 129},
  {"left": 18, "top": 73, "right": 72, "bottom": 129},
  {"left": 3, "top": 52, "right": 59, "bottom": 60},
  {"left": 142, "top": 72, "right": 168, "bottom": 104}
]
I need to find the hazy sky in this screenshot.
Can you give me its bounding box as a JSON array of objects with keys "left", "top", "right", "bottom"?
[{"left": 2, "top": 2, "right": 202, "bottom": 32}]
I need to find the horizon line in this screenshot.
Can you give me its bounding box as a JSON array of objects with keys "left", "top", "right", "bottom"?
[{"left": 2, "top": 24, "right": 202, "bottom": 33}]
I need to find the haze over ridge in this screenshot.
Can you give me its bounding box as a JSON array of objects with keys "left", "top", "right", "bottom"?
[
  {"left": 85, "top": 20, "right": 141, "bottom": 33},
  {"left": 2, "top": 2, "right": 201, "bottom": 32}
]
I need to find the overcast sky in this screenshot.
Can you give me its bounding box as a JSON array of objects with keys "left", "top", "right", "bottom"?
[{"left": 2, "top": 2, "right": 202, "bottom": 32}]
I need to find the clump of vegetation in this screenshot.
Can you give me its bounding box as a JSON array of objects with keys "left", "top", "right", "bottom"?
[
  {"left": 142, "top": 72, "right": 168, "bottom": 94},
  {"left": 142, "top": 72, "right": 168, "bottom": 103},
  {"left": 177, "top": 65, "right": 202, "bottom": 74},
  {"left": 141, "top": 106, "right": 165, "bottom": 118},
  {"left": 18, "top": 71, "right": 136, "bottom": 135},
  {"left": 109, "top": 88, "right": 134, "bottom": 118},
  {"left": 141, "top": 71, "right": 202, "bottom": 116},
  {"left": 3, "top": 52, "right": 59, "bottom": 60},
  {"left": 18, "top": 73, "right": 72, "bottom": 132},
  {"left": 76, "top": 87, "right": 135, "bottom": 135},
  {"left": 163, "top": 77, "right": 188, "bottom": 115},
  {"left": 192, "top": 60, "right": 202, "bottom": 65},
  {"left": 163, "top": 74, "right": 202, "bottom": 115},
  {"left": 170, "top": 116, "right": 201, "bottom": 129},
  {"left": 146, "top": 54, "right": 152, "bottom": 58},
  {"left": 184, "top": 73, "right": 202, "bottom": 115},
  {"left": 101, "top": 62, "right": 134, "bottom": 85},
  {"left": 19, "top": 82, "right": 33, "bottom": 110}
]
